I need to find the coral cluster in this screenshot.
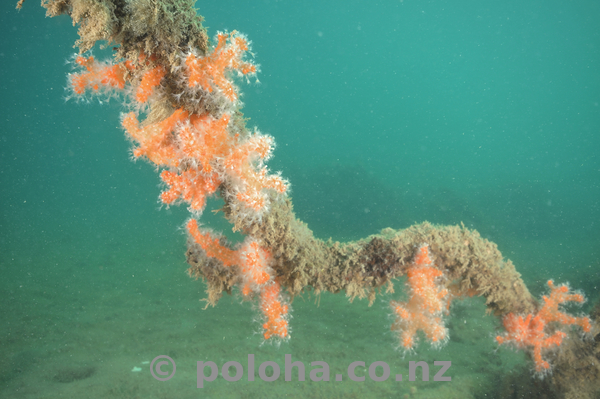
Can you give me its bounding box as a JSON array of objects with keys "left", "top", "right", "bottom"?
[
  {"left": 391, "top": 244, "right": 449, "bottom": 350},
  {"left": 25, "top": 0, "right": 594, "bottom": 376},
  {"left": 185, "top": 31, "right": 257, "bottom": 102},
  {"left": 51, "top": 0, "right": 289, "bottom": 340},
  {"left": 68, "top": 55, "right": 132, "bottom": 96},
  {"left": 496, "top": 280, "right": 591, "bottom": 373},
  {"left": 187, "top": 219, "right": 289, "bottom": 340}
]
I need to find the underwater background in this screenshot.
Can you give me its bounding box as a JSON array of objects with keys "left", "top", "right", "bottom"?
[{"left": 1, "top": 0, "right": 599, "bottom": 398}]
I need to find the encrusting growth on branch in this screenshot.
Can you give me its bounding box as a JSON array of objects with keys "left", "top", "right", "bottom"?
[{"left": 26, "top": 0, "right": 593, "bottom": 377}]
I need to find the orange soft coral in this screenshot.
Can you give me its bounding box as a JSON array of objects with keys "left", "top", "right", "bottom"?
[
  {"left": 135, "top": 108, "right": 287, "bottom": 214},
  {"left": 185, "top": 31, "right": 257, "bottom": 101},
  {"left": 260, "top": 280, "right": 289, "bottom": 340},
  {"left": 68, "top": 42, "right": 282, "bottom": 216},
  {"left": 183, "top": 113, "right": 233, "bottom": 174},
  {"left": 160, "top": 168, "right": 219, "bottom": 211},
  {"left": 59, "top": 28, "right": 290, "bottom": 343},
  {"left": 122, "top": 109, "right": 188, "bottom": 168},
  {"left": 496, "top": 280, "right": 591, "bottom": 372},
  {"left": 391, "top": 244, "right": 449, "bottom": 349},
  {"left": 186, "top": 219, "right": 238, "bottom": 267},
  {"left": 239, "top": 240, "right": 271, "bottom": 287},
  {"left": 186, "top": 220, "right": 272, "bottom": 289},
  {"left": 224, "top": 133, "right": 287, "bottom": 211},
  {"left": 187, "top": 219, "right": 288, "bottom": 340},
  {"left": 69, "top": 56, "right": 132, "bottom": 95},
  {"left": 136, "top": 65, "right": 166, "bottom": 103}
]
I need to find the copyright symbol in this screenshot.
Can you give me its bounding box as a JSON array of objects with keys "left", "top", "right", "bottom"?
[{"left": 150, "top": 355, "right": 176, "bottom": 381}]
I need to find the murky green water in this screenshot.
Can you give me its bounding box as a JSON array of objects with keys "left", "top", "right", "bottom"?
[{"left": 1, "top": 1, "right": 599, "bottom": 397}]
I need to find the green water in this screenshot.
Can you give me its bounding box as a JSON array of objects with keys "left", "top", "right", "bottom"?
[{"left": 1, "top": 0, "right": 599, "bottom": 398}]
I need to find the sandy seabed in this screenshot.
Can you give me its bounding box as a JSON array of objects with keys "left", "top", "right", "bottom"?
[{"left": 4, "top": 223, "right": 567, "bottom": 399}]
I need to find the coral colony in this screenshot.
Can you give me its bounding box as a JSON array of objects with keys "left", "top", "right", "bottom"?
[{"left": 21, "top": 0, "right": 593, "bottom": 376}]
